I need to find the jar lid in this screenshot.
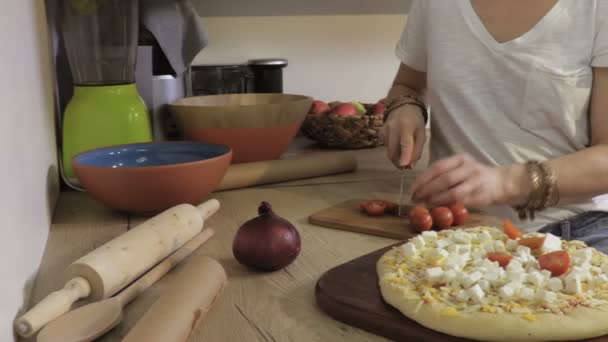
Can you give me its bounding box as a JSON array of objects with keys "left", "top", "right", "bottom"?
[{"left": 248, "top": 58, "right": 288, "bottom": 68}]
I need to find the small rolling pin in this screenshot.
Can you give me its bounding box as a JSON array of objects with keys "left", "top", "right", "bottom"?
[
  {"left": 14, "top": 199, "right": 220, "bottom": 338},
  {"left": 122, "top": 254, "right": 227, "bottom": 342},
  {"left": 217, "top": 152, "right": 357, "bottom": 190}
]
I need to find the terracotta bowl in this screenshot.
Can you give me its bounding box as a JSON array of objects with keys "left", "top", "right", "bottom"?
[
  {"left": 72, "top": 142, "right": 232, "bottom": 215},
  {"left": 170, "top": 93, "right": 313, "bottom": 163}
]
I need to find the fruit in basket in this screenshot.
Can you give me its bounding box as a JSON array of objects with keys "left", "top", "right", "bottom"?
[
  {"left": 309, "top": 100, "right": 331, "bottom": 116},
  {"left": 331, "top": 103, "right": 358, "bottom": 117},
  {"left": 368, "top": 102, "right": 386, "bottom": 116},
  {"left": 329, "top": 101, "right": 342, "bottom": 109},
  {"left": 351, "top": 102, "right": 367, "bottom": 115}
]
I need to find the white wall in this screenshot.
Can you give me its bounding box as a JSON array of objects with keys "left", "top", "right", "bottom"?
[
  {"left": 195, "top": 15, "right": 407, "bottom": 103},
  {"left": 0, "top": 1, "right": 58, "bottom": 340}
]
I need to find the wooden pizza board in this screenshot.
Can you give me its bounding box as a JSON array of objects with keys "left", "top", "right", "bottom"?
[
  {"left": 316, "top": 244, "right": 608, "bottom": 342},
  {"left": 309, "top": 199, "right": 502, "bottom": 240}
]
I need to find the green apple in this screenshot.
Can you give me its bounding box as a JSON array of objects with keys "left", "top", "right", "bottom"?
[{"left": 351, "top": 102, "right": 367, "bottom": 115}]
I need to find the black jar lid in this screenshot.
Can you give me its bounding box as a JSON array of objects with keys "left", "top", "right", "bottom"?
[{"left": 248, "top": 58, "right": 288, "bottom": 68}]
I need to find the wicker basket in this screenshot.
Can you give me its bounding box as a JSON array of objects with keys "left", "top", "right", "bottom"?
[{"left": 301, "top": 110, "right": 385, "bottom": 149}]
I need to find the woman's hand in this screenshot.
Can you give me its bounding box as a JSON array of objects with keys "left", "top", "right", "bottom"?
[
  {"left": 380, "top": 105, "right": 427, "bottom": 168},
  {"left": 410, "top": 154, "right": 530, "bottom": 208}
]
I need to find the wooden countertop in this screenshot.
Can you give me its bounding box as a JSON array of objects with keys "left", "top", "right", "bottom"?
[{"left": 23, "top": 138, "right": 429, "bottom": 342}]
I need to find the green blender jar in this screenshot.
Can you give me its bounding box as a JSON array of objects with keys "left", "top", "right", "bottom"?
[{"left": 61, "top": 0, "right": 152, "bottom": 182}]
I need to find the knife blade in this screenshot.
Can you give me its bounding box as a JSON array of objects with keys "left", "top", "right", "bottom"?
[{"left": 397, "top": 168, "right": 407, "bottom": 217}]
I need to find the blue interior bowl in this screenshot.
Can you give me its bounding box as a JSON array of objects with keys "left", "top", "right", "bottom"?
[{"left": 74, "top": 141, "right": 232, "bottom": 169}]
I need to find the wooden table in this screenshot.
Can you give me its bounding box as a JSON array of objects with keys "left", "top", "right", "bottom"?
[{"left": 23, "top": 138, "right": 430, "bottom": 342}]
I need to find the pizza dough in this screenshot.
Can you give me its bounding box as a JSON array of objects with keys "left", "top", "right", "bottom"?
[{"left": 377, "top": 227, "right": 608, "bottom": 342}]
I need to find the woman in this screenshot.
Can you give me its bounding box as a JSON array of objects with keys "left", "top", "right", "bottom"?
[{"left": 382, "top": 0, "right": 608, "bottom": 251}]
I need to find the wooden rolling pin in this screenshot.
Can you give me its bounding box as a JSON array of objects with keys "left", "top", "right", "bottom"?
[
  {"left": 217, "top": 152, "right": 357, "bottom": 190},
  {"left": 122, "top": 255, "right": 227, "bottom": 342},
  {"left": 14, "top": 199, "right": 220, "bottom": 338}
]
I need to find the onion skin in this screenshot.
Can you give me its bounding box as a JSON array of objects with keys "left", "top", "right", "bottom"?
[{"left": 233, "top": 202, "right": 301, "bottom": 271}]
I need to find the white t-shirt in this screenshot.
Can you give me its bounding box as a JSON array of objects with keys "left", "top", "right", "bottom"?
[{"left": 397, "top": 0, "right": 608, "bottom": 230}]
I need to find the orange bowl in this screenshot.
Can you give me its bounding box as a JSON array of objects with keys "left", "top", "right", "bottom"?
[
  {"left": 72, "top": 142, "right": 232, "bottom": 215},
  {"left": 170, "top": 94, "right": 312, "bottom": 163}
]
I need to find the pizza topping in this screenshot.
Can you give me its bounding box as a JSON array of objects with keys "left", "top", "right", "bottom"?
[
  {"left": 380, "top": 226, "right": 608, "bottom": 318},
  {"left": 540, "top": 233, "right": 563, "bottom": 254},
  {"left": 538, "top": 250, "right": 570, "bottom": 277},
  {"left": 487, "top": 252, "right": 512, "bottom": 268},
  {"left": 518, "top": 236, "right": 545, "bottom": 250},
  {"left": 547, "top": 277, "right": 564, "bottom": 292},
  {"left": 468, "top": 284, "right": 485, "bottom": 304},
  {"left": 503, "top": 219, "right": 523, "bottom": 240}
]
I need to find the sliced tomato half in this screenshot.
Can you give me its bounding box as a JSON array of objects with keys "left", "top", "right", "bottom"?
[
  {"left": 538, "top": 250, "right": 570, "bottom": 277},
  {"left": 503, "top": 219, "right": 523, "bottom": 240},
  {"left": 487, "top": 252, "right": 513, "bottom": 268}
]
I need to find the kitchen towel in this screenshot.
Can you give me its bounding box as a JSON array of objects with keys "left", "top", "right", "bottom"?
[{"left": 141, "top": 0, "right": 208, "bottom": 75}]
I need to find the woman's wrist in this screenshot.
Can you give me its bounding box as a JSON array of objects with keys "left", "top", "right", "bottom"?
[{"left": 499, "top": 164, "right": 532, "bottom": 206}]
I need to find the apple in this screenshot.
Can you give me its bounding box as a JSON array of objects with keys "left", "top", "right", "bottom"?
[
  {"left": 309, "top": 100, "right": 331, "bottom": 116},
  {"left": 331, "top": 103, "right": 358, "bottom": 117},
  {"left": 351, "top": 102, "right": 367, "bottom": 115},
  {"left": 329, "top": 101, "right": 342, "bottom": 109},
  {"left": 367, "top": 102, "right": 386, "bottom": 116}
]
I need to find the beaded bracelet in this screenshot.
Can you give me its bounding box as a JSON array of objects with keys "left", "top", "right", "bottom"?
[
  {"left": 383, "top": 94, "right": 429, "bottom": 125},
  {"left": 514, "top": 161, "right": 559, "bottom": 220}
]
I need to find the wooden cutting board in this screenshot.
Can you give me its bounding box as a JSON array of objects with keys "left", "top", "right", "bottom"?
[
  {"left": 316, "top": 244, "right": 608, "bottom": 342},
  {"left": 309, "top": 199, "right": 501, "bottom": 239}
]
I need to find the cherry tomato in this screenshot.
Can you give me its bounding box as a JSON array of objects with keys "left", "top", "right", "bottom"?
[
  {"left": 362, "top": 201, "right": 387, "bottom": 216},
  {"left": 448, "top": 203, "right": 469, "bottom": 226},
  {"left": 430, "top": 207, "right": 454, "bottom": 230},
  {"left": 382, "top": 201, "right": 399, "bottom": 215},
  {"left": 408, "top": 206, "right": 430, "bottom": 220},
  {"left": 487, "top": 252, "right": 513, "bottom": 268},
  {"left": 518, "top": 236, "right": 545, "bottom": 250},
  {"left": 538, "top": 250, "right": 570, "bottom": 277},
  {"left": 503, "top": 219, "right": 523, "bottom": 240},
  {"left": 411, "top": 212, "right": 433, "bottom": 232}
]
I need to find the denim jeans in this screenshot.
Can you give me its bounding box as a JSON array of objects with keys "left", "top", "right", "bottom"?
[{"left": 538, "top": 211, "right": 608, "bottom": 253}]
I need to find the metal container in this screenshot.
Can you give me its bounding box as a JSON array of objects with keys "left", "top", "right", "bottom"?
[{"left": 248, "top": 58, "right": 288, "bottom": 93}]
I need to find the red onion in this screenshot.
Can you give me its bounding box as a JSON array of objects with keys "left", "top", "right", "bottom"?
[{"left": 232, "top": 202, "right": 301, "bottom": 271}]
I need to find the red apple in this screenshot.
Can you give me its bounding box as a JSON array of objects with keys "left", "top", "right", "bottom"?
[
  {"left": 309, "top": 100, "right": 331, "bottom": 116},
  {"left": 367, "top": 102, "right": 386, "bottom": 116},
  {"left": 331, "top": 103, "right": 358, "bottom": 117}
]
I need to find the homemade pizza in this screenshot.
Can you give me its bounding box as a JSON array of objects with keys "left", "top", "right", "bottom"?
[{"left": 377, "top": 223, "right": 608, "bottom": 341}]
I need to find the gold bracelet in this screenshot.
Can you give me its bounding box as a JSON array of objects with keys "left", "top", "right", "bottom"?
[
  {"left": 384, "top": 95, "right": 429, "bottom": 124},
  {"left": 514, "top": 161, "right": 560, "bottom": 221}
]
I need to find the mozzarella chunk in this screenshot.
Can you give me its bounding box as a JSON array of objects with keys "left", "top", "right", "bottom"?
[
  {"left": 506, "top": 239, "right": 519, "bottom": 252},
  {"left": 433, "top": 248, "right": 450, "bottom": 259},
  {"left": 452, "top": 231, "right": 472, "bottom": 244},
  {"left": 461, "top": 271, "right": 483, "bottom": 288},
  {"left": 516, "top": 245, "right": 532, "bottom": 257},
  {"left": 565, "top": 273, "right": 583, "bottom": 295},
  {"left": 484, "top": 268, "right": 505, "bottom": 284},
  {"left": 506, "top": 259, "right": 524, "bottom": 273},
  {"left": 499, "top": 283, "right": 517, "bottom": 300},
  {"left": 540, "top": 270, "right": 552, "bottom": 280},
  {"left": 572, "top": 248, "right": 593, "bottom": 265},
  {"left": 444, "top": 269, "right": 458, "bottom": 283},
  {"left": 480, "top": 230, "right": 493, "bottom": 242},
  {"left": 602, "top": 263, "right": 608, "bottom": 275},
  {"left": 478, "top": 279, "right": 491, "bottom": 292},
  {"left": 412, "top": 235, "right": 426, "bottom": 249},
  {"left": 571, "top": 266, "right": 592, "bottom": 282},
  {"left": 436, "top": 239, "right": 451, "bottom": 249},
  {"left": 425, "top": 267, "right": 444, "bottom": 283},
  {"left": 526, "top": 271, "right": 545, "bottom": 288},
  {"left": 547, "top": 278, "right": 564, "bottom": 292},
  {"left": 494, "top": 240, "right": 506, "bottom": 253},
  {"left": 459, "top": 244, "right": 472, "bottom": 254},
  {"left": 519, "top": 287, "right": 535, "bottom": 301},
  {"left": 468, "top": 284, "right": 486, "bottom": 304},
  {"left": 471, "top": 248, "right": 486, "bottom": 260},
  {"left": 591, "top": 266, "right": 603, "bottom": 275},
  {"left": 444, "top": 259, "right": 463, "bottom": 271},
  {"left": 506, "top": 271, "right": 526, "bottom": 284},
  {"left": 456, "top": 289, "right": 470, "bottom": 302},
  {"left": 540, "top": 233, "right": 562, "bottom": 254},
  {"left": 422, "top": 231, "right": 438, "bottom": 241},
  {"left": 536, "top": 290, "right": 557, "bottom": 304},
  {"left": 402, "top": 242, "right": 418, "bottom": 257}
]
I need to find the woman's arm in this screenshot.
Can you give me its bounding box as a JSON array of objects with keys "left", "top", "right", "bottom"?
[
  {"left": 410, "top": 67, "right": 608, "bottom": 208},
  {"left": 382, "top": 63, "right": 428, "bottom": 168}
]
